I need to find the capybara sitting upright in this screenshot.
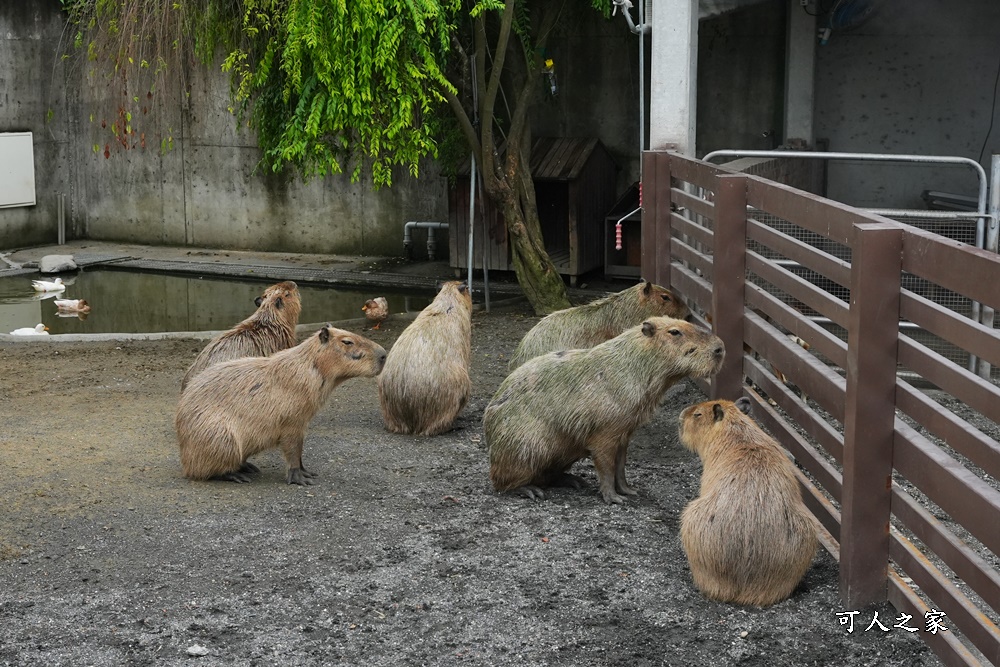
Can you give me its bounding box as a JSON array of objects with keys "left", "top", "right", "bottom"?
[
  {"left": 181, "top": 280, "right": 301, "bottom": 390},
  {"left": 486, "top": 317, "right": 724, "bottom": 504},
  {"left": 678, "top": 397, "right": 817, "bottom": 606},
  {"left": 508, "top": 281, "right": 689, "bottom": 369},
  {"left": 176, "top": 324, "right": 386, "bottom": 485},
  {"left": 377, "top": 281, "right": 472, "bottom": 436}
]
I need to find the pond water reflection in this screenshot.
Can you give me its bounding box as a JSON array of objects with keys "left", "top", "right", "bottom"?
[{"left": 0, "top": 269, "right": 433, "bottom": 335}]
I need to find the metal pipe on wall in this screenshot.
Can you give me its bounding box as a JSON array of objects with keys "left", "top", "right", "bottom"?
[{"left": 402, "top": 221, "right": 449, "bottom": 260}]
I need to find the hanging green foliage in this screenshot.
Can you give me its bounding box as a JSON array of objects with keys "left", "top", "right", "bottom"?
[
  {"left": 61, "top": 0, "right": 616, "bottom": 315},
  {"left": 220, "top": 0, "right": 462, "bottom": 185}
]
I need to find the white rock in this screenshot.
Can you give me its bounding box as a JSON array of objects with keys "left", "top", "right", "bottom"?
[
  {"left": 39, "top": 255, "right": 77, "bottom": 274},
  {"left": 38, "top": 255, "right": 77, "bottom": 273},
  {"left": 186, "top": 644, "right": 210, "bottom": 657}
]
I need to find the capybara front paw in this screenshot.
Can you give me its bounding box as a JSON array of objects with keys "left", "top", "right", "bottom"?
[
  {"left": 515, "top": 485, "right": 547, "bottom": 501},
  {"left": 616, "top": 481, "right": 638, "bottom": 496},
  {"left": 286, "top": 468, "right": 315, "bottom": 486},
  {"left": 299, "top": 468, "right": 318, "bottom": 479},
  {"left": 601, "top": 490, "right": 627, "bottom": 505}
]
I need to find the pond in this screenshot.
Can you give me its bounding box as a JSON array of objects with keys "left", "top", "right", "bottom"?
[{"left": 0, "top": 269, "right": 433, "bottom": 335}]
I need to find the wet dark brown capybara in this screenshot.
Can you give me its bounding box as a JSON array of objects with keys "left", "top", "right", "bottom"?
[{"left": 181, "top": 280, "right": 301, "bottom": 390}]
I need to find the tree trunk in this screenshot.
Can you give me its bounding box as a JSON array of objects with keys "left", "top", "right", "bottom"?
[
  {"left": 481, "top": 137, "right": 570, "bottom": 315},
  {"left": 501, "top": 194, "right": 571, "bottom": 315},
  {"left": 445, "top": 1, "right": 571, "bottom": 316},
  {"left": 507, "top": 139, "right": 569, "bottom": 314}
]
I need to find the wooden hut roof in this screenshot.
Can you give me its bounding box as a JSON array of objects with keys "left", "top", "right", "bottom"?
[
  {"left": 456, "top": 137, "right": 613, "bottom": 181},
  {"left": 529, "top": 137, "right": 604, "bottom": 181}
]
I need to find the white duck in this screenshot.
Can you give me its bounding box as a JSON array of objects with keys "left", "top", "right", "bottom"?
[
  {"left": 32, "top": 278, "right": 66, "bottom": 292},
  {"left": 10, "top": 323, "right": 50, "bottom": 336},
  {"left": 54, "top": 298, "right": 91, "bottom": 313}
]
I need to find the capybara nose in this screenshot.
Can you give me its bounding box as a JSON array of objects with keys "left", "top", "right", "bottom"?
[
  {"left": 714, "top": 345, "right": 725, "bottom": 358},
  {"left": 685, "top": 313, "right": 694, "bottom": 322}
]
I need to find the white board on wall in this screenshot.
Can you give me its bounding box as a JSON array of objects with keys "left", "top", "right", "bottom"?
[{"left": 0, "top": 132, "right": 36, "bottom": 208}]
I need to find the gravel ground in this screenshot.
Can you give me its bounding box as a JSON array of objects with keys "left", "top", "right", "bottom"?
[{"left": 0, "top": 295, "right": 945, "bottom": 666}]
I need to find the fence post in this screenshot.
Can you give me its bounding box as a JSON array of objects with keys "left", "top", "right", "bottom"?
[
  {"left": 840, "top": 221, "right": 903, "bottom": 608},
  {"left": 641, "top": 151, "right": 659, "bottom": 283},
  {"left": 710, "top": 173, "right": 748, "bottom": 401},
  {"left": 641, "top": 151, "right": 674, "bottom": 286}
]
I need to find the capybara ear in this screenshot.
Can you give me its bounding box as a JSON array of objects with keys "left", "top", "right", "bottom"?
[
  {"left": 254, "top": 296, "right": 263, "bottom": 307},
  {"left": 319, "top": 326, "right": 330, "bottom": 344},
  {"left": 643, "top": 281, "right": 652, "bottom": 296},
  {"left": 641, "top": 320, "right": 656, "bottom": 337},
  {"left": 458, "top": 283, "right": 469, "bottom": 293},
  {"left": 712, "top": 403, "right": 726, "bottom": 422},
  {"left": 735, "top": 396, "right": 753, "bottom": 415},
  {"left": 275, "top": 297, "right": 283, "bottom": 310}
]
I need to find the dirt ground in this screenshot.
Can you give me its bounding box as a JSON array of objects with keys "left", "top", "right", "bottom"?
[{"left": 0, "top": 299, "right": 943, "bottom": 666}]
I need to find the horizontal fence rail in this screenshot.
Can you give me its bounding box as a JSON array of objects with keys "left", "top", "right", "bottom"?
[{"left": 642, "top": 150, "right": 1000, "bottom": 667}]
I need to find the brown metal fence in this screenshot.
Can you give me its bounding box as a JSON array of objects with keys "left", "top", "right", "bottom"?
[{"left": 641, "top": 150, "right": 1000, "bottom": 666}]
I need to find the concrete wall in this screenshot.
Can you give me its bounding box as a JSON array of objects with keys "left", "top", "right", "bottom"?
[
  {"left": 0, "top": 1, "right": 449, "bottom": 257},
  {"left": 527, "top": 9, "right": 645, "bottom": 193},
  {"left": 697, "top": 0, "right": 787, "bottom": 157},
  {"left": 0, "top": 1, "right": 71, "bottom": 249},
  {"left": 0, "top": 2, "right": 645, "bottom": 257},
  {"left": 814, "top": 0, "right": 1000, "bottom": 208}
]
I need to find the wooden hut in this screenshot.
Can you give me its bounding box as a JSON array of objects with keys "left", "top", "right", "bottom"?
[{"left": 449, "top": 137, "right": 619, "bottom": 286}]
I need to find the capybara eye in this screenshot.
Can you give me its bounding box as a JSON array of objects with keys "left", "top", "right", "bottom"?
[
  {"left": 669, "top": 329, "right": 682, "bottom": 336},
  {"left": 661, "top": 294, "right": 672, "bottom": 302},
  {"left": 342, "top": 339, "right": 354, "bottom": 346}
]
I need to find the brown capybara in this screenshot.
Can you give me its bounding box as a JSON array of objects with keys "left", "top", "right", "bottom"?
[
  {"left": 181, "top": 280, "right": 301, "bottom": 390},
  {"left": 486, "top": 317, "right": 724, "bottom": 504},
  {"left": 377, "top": 281, "right": 472, "bottom": 436},
  {"left": 508, "top": 281, "right": 689, "bottom": 370},
  {"left": 678, "top": 397, "right": 817, "bottom": 606},
  {"left": 176, "top": 324, "right": 387, "bottom": 485}
]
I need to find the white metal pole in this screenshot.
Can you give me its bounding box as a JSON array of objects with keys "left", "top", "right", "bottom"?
[{"left": 467, "top": 155, "right": 476, "bottom": 294}]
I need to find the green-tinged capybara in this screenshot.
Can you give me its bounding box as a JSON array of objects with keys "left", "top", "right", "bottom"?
[
  {"left": 678, "top": 397, "right": 817, "bottom": 606},
  {"left": 508, "top": 281, "right": 689, "bottom": 370},
  {"left": 181, "top": 280, "right": 301, "bottom": 390},
  {"left": 486, "top": 317, "right": 724, "bottom": 504},
  {"left": 377, "top": 281, "right": 472, "bottom": 436},
  {"left": 176, "top": 324, "right": 386, "bottom": 485}
]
